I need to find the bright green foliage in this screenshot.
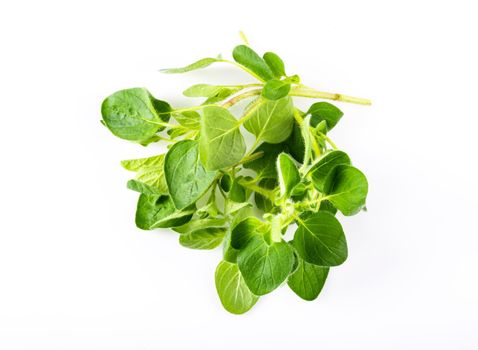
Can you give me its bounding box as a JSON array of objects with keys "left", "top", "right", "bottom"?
[
  {"left": 101, "top": 88, "right": 171, "bottom": 142},
  {"left": 164, "top": 140, "right": 217, "bottom": 209},
  {"left": 215, "top": 260, "right": 258, "bottom": 314},
  {"left": 199, "top": 106, "right": 246, "bottom": 170},
  {"left": 101, "top": 37, "right": 370, "bottom": 314},
  {"left": 244, "top": 96, "right": 294, "bottom": 143}
]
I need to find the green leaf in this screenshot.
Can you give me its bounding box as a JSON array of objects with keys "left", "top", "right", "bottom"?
[
  {"left": 230, "top": 217, "right": 265, "bottom": 249},
  {"left": 294, "top": 211, "right": 347, "bottom": 266},
  {"left": 173, "top": 218, "right": 227, "bottom": 234},
  {"left": 126, "top": 179, "right": 163, "bottom": 195},
  {"left": 288, "top": 254, "right": 329, "bottom": 301},
  {"left": 220, "top": 173, "right": 232, "bottom": 192},
  {"left": 179, "top": 227, "right": 226, "bottom": 250},
  {"left": 238, "top": 236, "right": 294, "bottom": 295},
  {"left": 244, "top": 97, "right": 294, "bottom": 144},
  {"left": 307, "top": 151, "right": 351, "bottom": 192},
  {"left": 232, "top": 45, "right": 274, "bottom": 81},
  {"left": 323, "top": 165, "right": 368, "bottom": 216},
  {"left": 263, "top": 52, "right": 286, "bottom": 78},
  {"left": 308, "top": 102, "right": 344, "bottom": 131},
  {"left": 164, "top": 140, "right": 217, "bottom": 209},
  {"left": 229, "top": 177, "right": 248, "bottom": 203},
  {"left": 243, "top": 142, "right": 288, "bottom": 179},
  {"left": 160, "top": 57, "right": 221, "bottom": 74},
  {"left": 319, "top": 200, "right": 337, "bottom": 215},
  {"left": 277, "top": 153, "right": 300, "bottom": 199},
  {"left": 135, "top": 194, "right": 194, "bottom": 230},
  {"left": 174, "top": 111, "right": 200, "bottom": 130},
  {"left": 101, "top": 88, "right": 170, "bottom": 142},
  {"left": 286, "top": 121, "right": 306, "bottom": 163},
  {"left": 122, "top": 154, "right": 169, "bottom": 195},
  {"left": 183, "top": 84, "right": 241, "bottom": 104},
  {"left": 262, "top": 79, "right": 291, "bottom": 100},
  {"left": 199, "top": 106, "right": 246, "bottom": 170},
  {"left": 215, "top": 261, "right": 258, "bottom": 314},
  {"left": 254, "top": 178, "right": 278, "bottom": 214}
]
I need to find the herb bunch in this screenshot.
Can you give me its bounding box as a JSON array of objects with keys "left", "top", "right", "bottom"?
[{"left": 101, "top": 36, "right": 370, "bottom": 314}]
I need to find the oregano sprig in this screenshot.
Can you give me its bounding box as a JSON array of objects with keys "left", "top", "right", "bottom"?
[{"left": 101, "top": 35, "right": 370, "bottom": 314}]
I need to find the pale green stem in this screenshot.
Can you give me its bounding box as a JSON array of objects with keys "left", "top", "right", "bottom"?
[
  {"left": 290, "top": 85, "right": 372, "bottom": 105},
  {"left": 317, "top": 131, "right": 338, "bottom": 149},
  {"left": 222, "top": 89, "right": 262, "bottom": 108}
]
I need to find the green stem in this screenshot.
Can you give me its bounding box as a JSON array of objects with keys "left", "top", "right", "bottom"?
[
  {"left": 317, "top": 131, "right": 338, "bottom": 149},
  {"left": 222, "top": 89, "right": 262, "bottom": 108},
  {"left": 238, "top": 178, "right": 275, "bottom": 201},
  {"left": 290, "top": 86, "right": 372, "bottom": 105}
]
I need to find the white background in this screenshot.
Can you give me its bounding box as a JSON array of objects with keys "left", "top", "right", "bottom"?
[{"left": 1, "top": 0, "right": 477, "bottom": 349}]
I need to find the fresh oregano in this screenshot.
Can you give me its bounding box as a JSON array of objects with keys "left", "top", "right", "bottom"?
[{"left": 101, "top": 34, "right": 371, "bottom": 314}]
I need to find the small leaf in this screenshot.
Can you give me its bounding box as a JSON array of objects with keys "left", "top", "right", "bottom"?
[
  {"left": 199, "top": 106, "right": 246, "bottom": 170},
  {"left": 230, "top": 217, "right": 265, "bottom": 249},
  {"left": 179, "top": 227, "right": 226, "bottom": 250},
  {"left": 323, "top": 165, "right": 368, "bottom": 216},
  {"left": 160, "top": 57, "right": 221, "bottom": 74},
  {"left": 122, "top": 154, "right": 168, "bottom": 195},
  {"left": 286, "top": 121, "right": 306, "bottom": 163},
  {"left": 232, "top": 45, "right": 274, "bottom": 81},
  {"left": 101, "top": 88, "right": 170, "bottom": 142},
  {"left": 238, "top": 236, "right": 294, "bottom": 295},
  {"left": 254, "top": 178, "right": 278, "bottom": 214},
  {"left": 307, "top": 151, "right": 351, "bottom": 191},
  {"left": 243, "top": 142, "right": 288, "bottom": 179},
  {"left": 173, "top": 218, "right": 227, "bottom": 234},
  {"left": 183, "top": 84, "right": 241, "bottom": 104},
  {"left": 263, "top": 52, "right": 286, "bottom": 78},
  {"left": 244, "top": 97, "right": 294, "bottom": 144},
  {"left": 164, "top": 140, "right": 217, "bottom": 209},
  {"left": 308, "top": 102, "right": 344, "bottom": 131},
  {"left": 126, "top": 179, "right": 163, "bottom": 195},
  {"left": 135, "top": 194, "right": 193, "bottom": 230},
  {"left": 262, "top": 79, "right": 291, "bottom": 100},
  {"left": 174, "top": 111, "right": 200, "bottom": 130},
  {"left": 288, "top": 254, "right": 329, "bottom": 301},
  {"left": 277, "top": 153, "right": 300, "bottom": 198},
  {"left": 215, "top": 261, "right": 258, "bottom": 314},
  {"left": 294, "top": 211, "right": 347, "bottom": 266}
]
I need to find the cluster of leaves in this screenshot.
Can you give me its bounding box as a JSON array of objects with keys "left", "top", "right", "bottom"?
[{"left": 101, "top": 39, "right": 369, "bottom": 314}]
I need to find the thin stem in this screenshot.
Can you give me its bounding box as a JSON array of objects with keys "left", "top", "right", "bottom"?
[
  {"left": 238, "top": 178, "right": 275, "bottom": 201},
  {"left": 317, "top": 131, "right": 338, "bottom": 149},
  {"left": 222, "top": 89, "right": 262, "bottom": 108},
  {"left": 290, "top": 85, "right": 372, "bottom": 105}
]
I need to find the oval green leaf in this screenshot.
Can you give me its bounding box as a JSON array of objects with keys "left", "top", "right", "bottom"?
[
  {"left": 308, "top": 102, "right": 344, "bottom": 131},
  {"left": 307, "top": 150, "right": 351, "bottom": 191},
  {"left": 215, "top": 260, "right": 259, "bottom": 314},
  {"left": 288, "top": 254, "right": 329, "bottom": 301},
  {"left": 323, "top": 165, "right": 368, "bottom": 216},
  {"left": 232, "top": 45, "right": 274, "bottom": 81},
  {"left": 135, "top": 194, "right": 194, "bottom": 230},
  {"left": 294, "top": 211, "right": 348, "bottom": 266},
  {"left": 262, "top": 79, "right": 291, "bottom": 100},
  {"left": 263, "top": 52, "right": 286, "bottom": 78},
  {"left": 101, "top": 88, "right": 170, "bottom": 142},
  {"left": 244, "top": 97, "right": 294, "bottom": 144},
  {"left": 199, "top": 106, "right": 246, "bottom": 170},
  {"left": 238, "top": 236, "right": 294, "bottom": 295},
  {"left": 277, "top": 153, "right": 300, "bottom": 199},
  {"left": 164, "top": 140, "right": 217, "bottom": 209},
  {"left": 179, "top": 227, "right": 226, "bottom": 250}
]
